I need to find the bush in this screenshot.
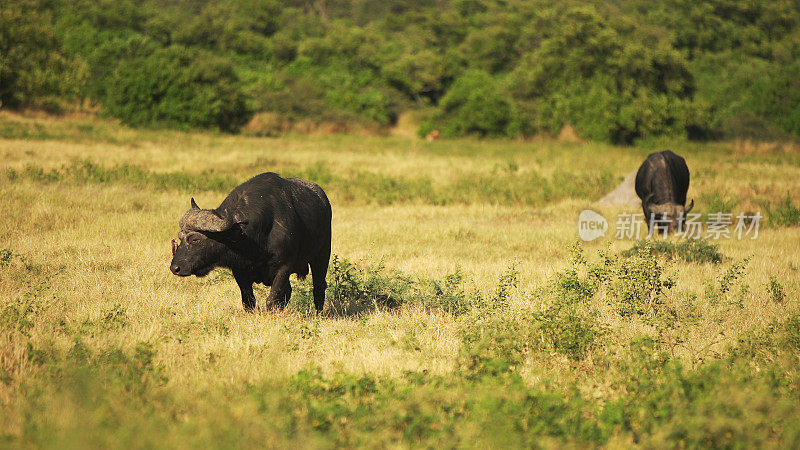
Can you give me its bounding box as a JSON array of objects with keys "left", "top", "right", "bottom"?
[
  {"left": 532, "top": 244, "right": 608, "bottom": 360},
  {"left": 419, "top": 269, "right": 475, "bottom": 316},
  {"left": 507, "top": 6, "right": 704, "bottom": 144},
  {"left": 622, "top": 239, "right": 723, "bottom": 264},
  {"left": 704, "top": 257, "right": 750, "bottom": 306},
  {"left": 765, "top": 194, "right": 800, "bottom": 227},
  {"left": 0, "top": 0, "right": 81, "bottom": 109},
  {"left": 549, "top": 242, "right": 675, "bottom": 317},
  {"left": 326, "top": 255, "right": 414, "bottom": 315},
  {"left": 739, "top": 62, "right": 800, "bottom": 139},
  {"left": 102, "top": 46, "right": 252, "bottom": 132},
  {"left": 422, "top": 70, "right": 518, "bottom": 138},
  {"left": 768, "top": 276, "right": 786, "bottom": 303},
  {"left": 537, "top": 306, "right": 604, "bottom": 361}
]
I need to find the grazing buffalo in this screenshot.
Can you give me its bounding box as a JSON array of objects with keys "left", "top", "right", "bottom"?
[
  {"left": 635, "top": 150, "right": 694, "bottom": 233},
  {"left": 170, "top": 173, "right": 332, "bottom": 312}
]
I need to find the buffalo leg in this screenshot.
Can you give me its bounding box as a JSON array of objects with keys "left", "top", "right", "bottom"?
[
  {"left": 310, "top": 258, "right": 329, "bottom": 312},
  {"left": 233, "top": 271, "right": 256, "bottom": 311},
  {"left": 267, "top": 265, "right": 293, "bottom": 309},
  {"left": 275, "top": 284, "right": 292, "bottom": 309}
]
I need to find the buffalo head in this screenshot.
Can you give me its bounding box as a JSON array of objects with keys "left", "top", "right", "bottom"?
[
  {"left": 644, "top": 194, "right": 694, "bottom": 233},
  {"left": 169, "top": 198, "right": 241, "bottom": 277}
]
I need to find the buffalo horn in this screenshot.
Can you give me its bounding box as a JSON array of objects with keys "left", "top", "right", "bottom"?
[{"left": 179, "top": 208, "right": 233, "bottom": 232}]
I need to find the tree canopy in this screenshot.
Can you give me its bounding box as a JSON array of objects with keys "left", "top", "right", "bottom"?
[{"left": 1, "top": 0, "right": 798, "bottom": 141}]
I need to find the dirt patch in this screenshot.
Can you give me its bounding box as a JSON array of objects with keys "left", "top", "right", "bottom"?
[
  {"left": 557, "top": 124, "right": 584, "bottom": 143},
  {"left": 389, "top": 112, "right": 420, "bottom": 140},
  {"left": 598, "top": 170, "right": 640, "bottom": 206}
]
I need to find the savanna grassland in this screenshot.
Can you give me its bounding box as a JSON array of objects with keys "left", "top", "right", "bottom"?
[{"left": 1, "top": 111, "right": 800, "bottom": 448}]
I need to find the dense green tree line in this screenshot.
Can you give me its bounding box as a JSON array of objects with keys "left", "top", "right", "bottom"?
[{"left": 1, "top": 0, "right": 798, "bottom": 141}]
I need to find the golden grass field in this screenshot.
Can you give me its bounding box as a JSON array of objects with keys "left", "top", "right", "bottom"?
[{"left": 1, "top": 111, "right": 799, "bottom": 447}]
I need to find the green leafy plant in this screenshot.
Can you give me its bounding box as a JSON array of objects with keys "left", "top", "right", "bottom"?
[
  {"left": 768, "top": 276, "right": 786, "bottom": 303},
  {"left": 622, "top": 239, "right": 723, "bottom": 264},
  {"left": 765, "top": 194, "right": 800, "bottom": 227},
  {"left": 421, "top": 70, "right": 519, "bottom": 138},
  {"left": 102, "top": 45, "right": 252, "bottom": 131}
]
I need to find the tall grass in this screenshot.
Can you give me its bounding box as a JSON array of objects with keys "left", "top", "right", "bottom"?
[{"left": 1, "top": 114, "right": 799, "bottom": 446}]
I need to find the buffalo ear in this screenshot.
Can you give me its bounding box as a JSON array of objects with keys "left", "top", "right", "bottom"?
[
  {"left": 191, "top": 198, "right": 199, "bottom": 209},
  {"left": 231, "top": 211, "right": 249, "bottom": 227}
]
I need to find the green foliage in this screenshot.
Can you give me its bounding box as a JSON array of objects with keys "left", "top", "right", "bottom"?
[
  {"left": 4, "top": 159, "right": 238, "bottom": 193},
  {"left": 7, "top": 158, "right": 617, "bottom": 207},
  {"left": 4, "top": 240, "right": 800, "bottom": 447},
  {"left": 600, "top": 336, "right": 800, "bottom": 447},
  {"left": 613, "top": 250, "right": 670, "bottom": 315},
  {"left": 0, "top": 248, "right": 19, "bottom": 268},
  {"left": 700, "top": 188, "right": 739, "bottom": 217},
  {"left": 102, "top": 304, "right": 127, "bottom": 329},
  {"left": 1, "top": 297, "right": 42, "bottom": 336},
  {"left": 622, "top": 239, "right": 723, "bottom": 264},
  {"left": 422, "top": 70, "right": 518, "bottom": 138},
  {"left": 102, "top": 46, "right": 252, "bottom": 131},
  {"left": 786, "top": 315, "right": 800, "bottom": 350},
  {"left": 704, "top": 257, "right": 751, "bottom": 305},
  {"left": 717, "top": 258, "right": 750, "bottom": 295},
  {"left": 765, "top": 194, "right": 800, "bottom": 227},
  {"left": 537, "top": 305, "right": 604, "bottom": 361},
  {"left": 533, "top": 244, "right": 608, "bottom": 360},
  {"left": 738, "top": 62, "right": 800, "bottom": 138},
  {"left": 489, "top": 263, "right": 519, "bottom": 309},
  {"left": 0, "top": 0, "right": 82, "bottom": 110},
  {"left": 422, "top": 269, "right": 475, "bottom": 316},
  {"left": 6, "top": 0, "right": 799, "bottom": 139},
  {"left": 327, "top": 255, "right": 413, "bottom": 314},
  {"left": 508, "top": 6, "right": 703, "bottom": 143},
  {"left": 768, "top": 276, "right": 786, "bottom": 303}
]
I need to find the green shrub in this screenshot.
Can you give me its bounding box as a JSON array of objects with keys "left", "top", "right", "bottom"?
[
  {"left": 507, "top": 6, "right": 704, "bottom": 144},
  {"left": 532, "top": 244, "right": 608, "bottom": 360},
  {"left": 718, "top": 113, "right": 789, "bottom": 141},
  {"left": 102, "top": 45, "right": 252, "bottom": 131},
  {"left": 326, "top": 255, "right": 413, "bottom": 315},
  {"left": 420, "top": 269, "right": 475, "bottom": 316},
  {"left": 0, "top": 0, "right": 81, "bottom": 109},
  {"left": 700, "top": 189, "right": 739, "bottom": 217},
  {"left": 622, "top": 239, "right": 723, "bottom": 264},
  {"left": 422, "top": 70, "right": 519, "bottom": 138},
  {"left": 381, "top": 48, "right": 453, "bottom": 102},
  {"left": 704, "top": 257, "right": 751, "bottom": 305},
  {"left": 537, "top": 306, "right": 604, "bottom": 361},
  {"left": 739, "top": 62, "right": 800, "bottom": 138},
  {"left": 768, "top": 276, "right": 786, "bottom": 303},
  {"left": 459, "top": 316, "right": 536, "bottom": 377},
  {"left": 550, "top": 242, "right": 674, "bottom": 317},
  {"left": 765, "top": 194, "right": 800, "bottom": 227},
  {"left": 611, "top": 242, "right": 675, "bottom": 316}
]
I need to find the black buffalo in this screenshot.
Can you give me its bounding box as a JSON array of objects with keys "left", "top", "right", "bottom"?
[
  {"left": 635, "top": 150, "right": 694, "bottom": 233},
  {"left": 170, "top": 172, "right": 331, "bottom": 312}
]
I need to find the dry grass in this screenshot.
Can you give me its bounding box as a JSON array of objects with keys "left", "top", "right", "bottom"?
[{"left": 1, "top": 111, "right": 799, "bottom": 446}]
